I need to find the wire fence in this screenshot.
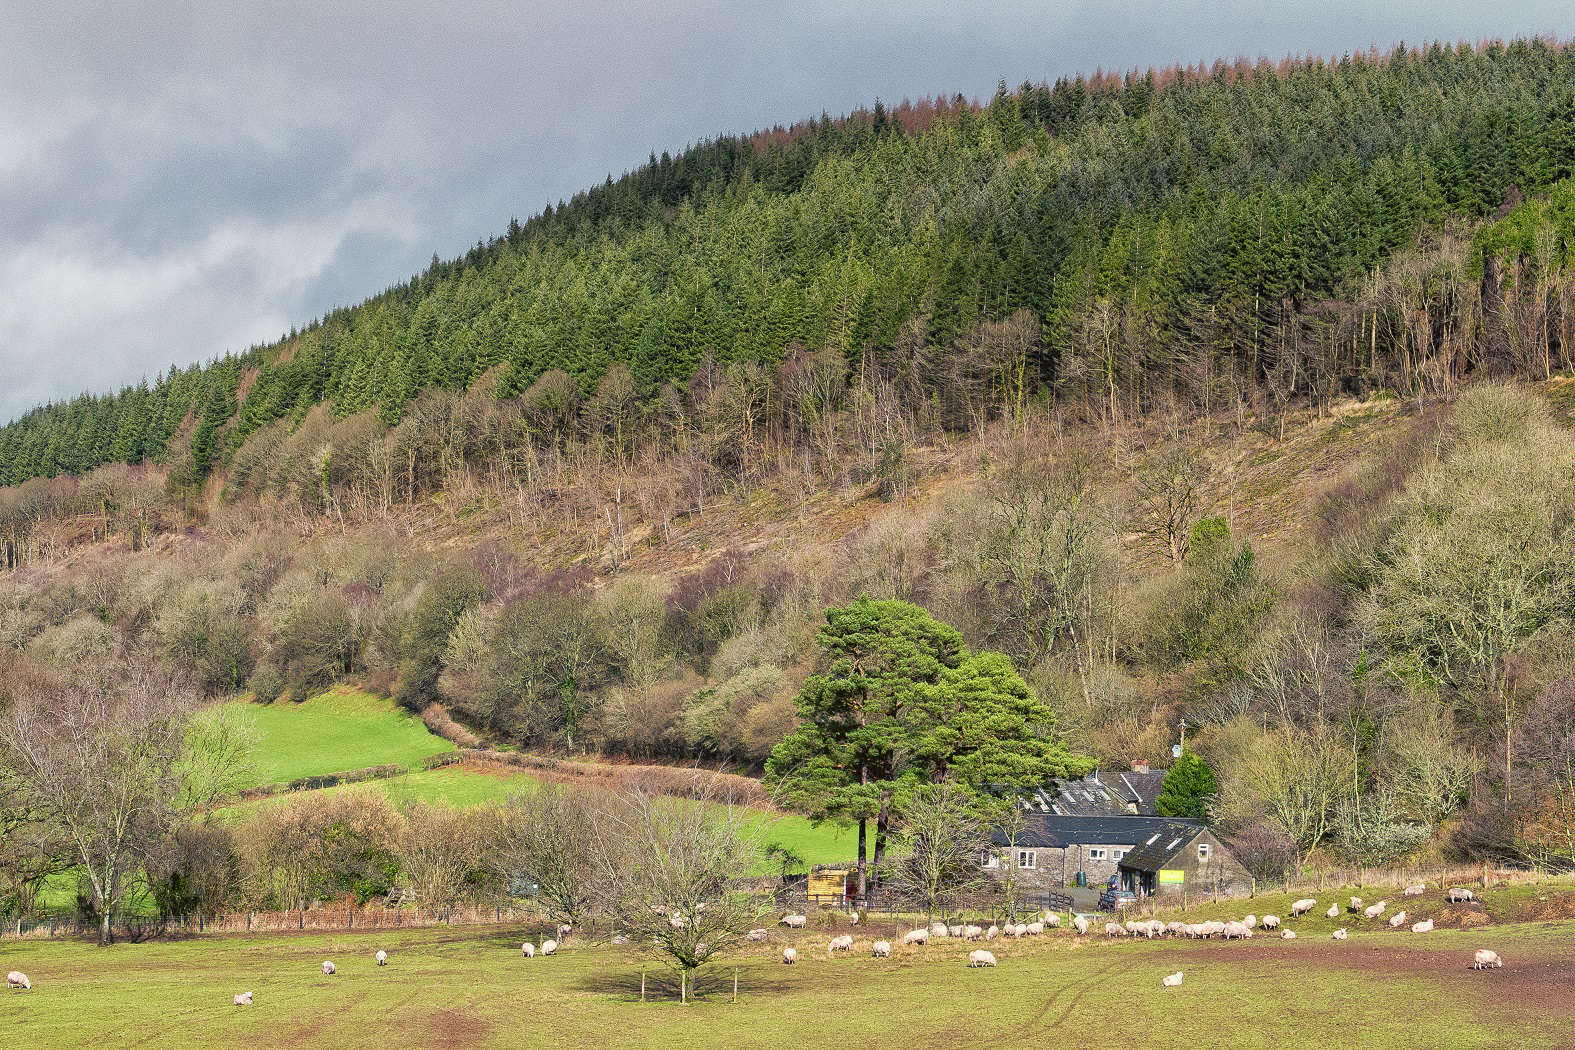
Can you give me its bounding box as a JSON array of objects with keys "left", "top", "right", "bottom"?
[{"left": 2, "top": 902, "right": 551, "bottom": 942}]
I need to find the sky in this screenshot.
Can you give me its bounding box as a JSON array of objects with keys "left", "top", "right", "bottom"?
[{"left": 1, "top": 1, "right": 1569, "bottom": 423}]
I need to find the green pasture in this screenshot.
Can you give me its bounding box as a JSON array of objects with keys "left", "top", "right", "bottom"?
[{"left": 3, "top": 913, "right": 1566, "bottom": 1050}]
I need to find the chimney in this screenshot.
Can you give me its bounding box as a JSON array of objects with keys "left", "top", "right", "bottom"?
[{"left": 1132, "top": 761, "right": 1149, "bottom": 775}]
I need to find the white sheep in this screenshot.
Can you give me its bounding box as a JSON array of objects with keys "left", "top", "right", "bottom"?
[
  {"left": 872, "top": 940, "right": 891, "bottom": 958},
  {"left": 828, "top": 934, "right": 853, "bottom": 953},
  {"left": 1331, "top": 928, "right": 1348, "bottom": 940},
  {"left": 1105, "top": 922, "right": 1125, "bottom": 937},
  {"left": 1043, "top": 912, "right": 1061, "bottom": 928},
  {"left": 847, "top": 912, "right": 860, "bottom": 926},
  {"left": 541, "top": 939, "right": 558, "bottom": 956},
  {"left": 1165, "top": 921, "right": 1183, "bottom": 936},
  {"left": 930, "top": 922, "right": 950, "bottom": 938},
  {"left": 374, "top": 949, "right": 388, "bottom": 966},
  {"left": 1411, "top": 919, "right": 1435, "bottom": 934},
  {"left": 968, "top": 949, "right": 997, "bottom": 968},
  {"left": 1388, "top": 910, "right": 1408, "bottom": 929},
  {"left": 233, "top": 991, "right": 252, "bottom": 1006},
  {"left": 1123, "top": 920, "right": 1146, "bottom": 936},
  {"left": 321, "top": 961, "right": 336, "bottom": 976},
  {"left": 1404, "top": 883, "right": 1426, "bottom": 897},
  {"left": 1073, "top": 915, "right": 1090, "bottom": 935},
  {"left": 7, "top": 971, "right": 30, "bottom": 990},
  {"left": 780, "top": 913, "right": 808, "bottom": 929},
  {"left": 1221, "top": 921, "right": 1250, "bottom": 940},
  {"left": 1363, "top": 901, "right": 1387, "bottom": 920},
  {"left": 746, "top": 928, "right": 769, "bottom": 943},
  {"left": 1349, "top": 896, "right": 1364, "bottom": 912},
  {"left": 1472, "top": 949, "right": 1502, "bottom": 969},
  {"left": 985, "top": 925, "right": 999, "bottom": 940},
  {"left": 521, "top": 942, "right": 536, "bottom": 958},
  {"left": 1146, "top": 920, "right": 1165, "bottom": 938},
  {"left": 963, "top": 924, "right": 984, "bottom": 941},
  {"left": 1325, "top": 904, "right": 1340, "bottom": 919},
  {"left": 1447, "top": 887, "right": 1476, "bottom": 903},
  {"left": 1281, "top": 930, "right": 1296, "bottom": 940},
  {"left": 1290, "top": 898, "right": 1317, "bottom": 917},
  {"left": 782, "top": 948, "right": 797, "bottom": 964},
  {"left": 1243, "top": 914, "right": 1258, "bottom": 929},
  {"left": 1162, "top": 971, "right": 1183, "bottom": 988},
  {"left": 1025, "top": 921, "right": 1045, "bottom": 936},
  {"left": 949, "top": 924, "right": 965, "bottom": 938},
  {"left": 1260, "top": 915, "right": 1280, "bottom": 930},
  {"left": 902, "top": 928, "right": 929, "bottom": 946},
  {"left": 557, "top": 923, "right": 573, "bottom": 939}
]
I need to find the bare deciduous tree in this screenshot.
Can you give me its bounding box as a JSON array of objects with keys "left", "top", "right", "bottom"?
[
  {"left": 487, "top": 783, "right": 605, "bottom": 926},
  {"left": 889, "top": 782, "right": 988, "bottom": 922}
]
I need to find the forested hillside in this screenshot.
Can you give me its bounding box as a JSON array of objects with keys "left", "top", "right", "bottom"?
[
  {"left": 5, "top": 38, "right": 1575, "bottom": 913},
  {"left": 4, "top": 38, "right": 1575, "bottom": 502}
]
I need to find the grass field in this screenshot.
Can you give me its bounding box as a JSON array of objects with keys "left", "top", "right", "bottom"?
[
  {"left": 4, "top": 897, "right": 1570, "bottom": 1050},
  {"left": 223, "top": 687, "right": 455, "bottom": 788}
]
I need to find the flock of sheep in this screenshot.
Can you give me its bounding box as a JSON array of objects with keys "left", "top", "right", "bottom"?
[
  {"left": 0, "top": 885, "right": 1510, "bottom": 1005},
  {"left": 763, "top": 884, "right": 1505, "bottom": 986}
]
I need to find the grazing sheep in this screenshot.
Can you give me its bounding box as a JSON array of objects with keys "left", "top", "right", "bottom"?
[
  {"left": 967, "top": 950, "right": 997, "bottom": 968},
  {"left": 1073, "top": 915, "right": 1090, "bottom": 935},
  {"left": 847, "top": 912, "right": 860, "bottom": 926},
  {"left": 1349, "top": 897, "right": 1364, "bottom": 913},
  {"left": 1411, "top": 919, "right": 1435, "bottom": 934},
  {"left": 557, "top": 923, "right": 573, "bottom": 939},
  {"left": 1472, "top": 949, "right": 1503, "bottom": 970},
  {"left": 782, "top": 948, "right": 797, "bottom": 964},
  {"left": 1260, "top": 915, "right": 1280, "bottom": 930},
  {"left": 780, "top": 913, "right": 808, "bottom": 929},
  {"left": 1404, "top": 884, "right": 1426, "bottom": 897},
  {"left": 1221, "top": 921, "right": 1250, "bottom": 940},
  {"left": 930, "top": 922, "right": 950, "bottom": 938},
  {"left": 828, "top": 934, "right": 854, "bottom": 953},
  {"left": 7, "top": 971, "right": 30, "bottom": 990},
  {"left": 1124, "top": 920, "right": 1147, "bottom": 936},
  {"left": 321, "top": 961, "right": 336, "bottom": 976},
  {"left": 541, "top": 939, "right": 558, "bottom": 956},
  {"left": 985, "top": 925, "right": 999, "bottom": 940},
  {"left": 1331, "top": 928, "right": 1348, "bottom": 940},
  {"left": 1162, "top": 971, "right": 1183, "bottom": 988},
  {"left": 1146, "top": 920, "right": 1166, "bottom": 938},
  {"left": 1105, "top": 922, "right": 1124, "bottom": 937},
  {"left": 1363, "top": 901, "right": 1387, "bottom": 920},
  {"left": 1447, "top": 887, "right": 1476, "bottom": 903},
  {"left": 1290, "top": 898, "right": 1317, "bottom": 917},
  {"left": 872, "top": 940, "right": 891, "bottom": 958},
  {"left": 1326, "top": 904, "right": 1340, "bottom": 919},
  {"left": 375, "top": 950, "right": 388, "bottom": 966},
  {"left": 1013, "top": 922, "right": 1030, "bottom": 938},
  {"left": 521, "top": 942, "right": 536, "bottom": 958},
  {"left": 746, "top": 928, "right": 769, "bottom": 943},
  {"left": 1025, "top": 921, "right": 1045, "bottom": 936},
  {"left": 1044, "top": 912, "right": 1061, "bottom": 928},
  {"left": 1388, "top": 910, "right": 1408, "bottom": 929},
  {"left": 1281, "top": 930, "right": 1296, "bottom": 940},
  {"left": 233, "top": 992, "right": 252, "bottom": 1006},
  {"left": 963, "top": 924, "right": 984, "bottom": 941},
  {"left": 902, "top": 928, "right": 929, "bottom": 946},
  {"left": 1243, "top": 914, "right": 1258, "bottom": 929},
  {"left": 1165, "top": 922, "right": 1184, "bottom": 936},
  {"left": 1196, "top": 920, "right": 1225, "bottom": 939},
  {"left": 949, "top": 925, "right": 965, "bottom": 938}
]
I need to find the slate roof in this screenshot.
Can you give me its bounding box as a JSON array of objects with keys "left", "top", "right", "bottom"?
[
  {"left": 1113, "top": 822, "right": 1212, "bottom": 871},
  {"left": 1018, "top": 769, "right": 1169, "bottom": 817},
  {"left": 991, "top": 813, "right": 1201, "bottom": 850}
]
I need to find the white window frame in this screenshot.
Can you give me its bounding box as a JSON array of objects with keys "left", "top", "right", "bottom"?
[
  {"left": 1197, "top": 842, "right": 1211, "bottom": 862},
  {"left": 1017, "top": 849, "right": 1037, "bottom": 869},
  {"left": 980, "top": 850, "right": 1000, "bottom": 869},
  {"left": 1087, "top": 848, "right": 1107, "bottom": 861},
  {"left": 1113, "top": 849, "right": 1127, "bottom": 861}
]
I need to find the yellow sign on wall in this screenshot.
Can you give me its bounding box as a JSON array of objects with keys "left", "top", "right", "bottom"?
[{"left": 1158, "top": 869, "right": 1185, "bottom": 884}]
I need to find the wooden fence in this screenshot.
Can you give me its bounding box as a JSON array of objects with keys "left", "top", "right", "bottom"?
[{"left": 2, "top": 902, "right": 549, "bottom": 942}]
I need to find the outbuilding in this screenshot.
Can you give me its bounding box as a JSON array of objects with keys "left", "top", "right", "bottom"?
[
  {"left": 985, "top": 814, "right": 1203, "bottom": 890},
  {"left": 1116, "top": 822, "right": 1250, "bottom": 899}
]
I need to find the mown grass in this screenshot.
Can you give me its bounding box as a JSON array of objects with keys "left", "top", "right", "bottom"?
[
  {"left": 222, "top": 687, "right": 455, "bottom": 789},
  {"left": 2, "top": 913, "right": 1566, "bottom": 1050}
]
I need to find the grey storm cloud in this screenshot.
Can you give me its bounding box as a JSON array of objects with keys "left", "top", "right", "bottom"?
[{"left": 1, "top": 0, "right": 1568, "bottom": 422}]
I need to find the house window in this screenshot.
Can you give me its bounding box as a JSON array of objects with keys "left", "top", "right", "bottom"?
[
  {"left": 1017, "top": 850, "right": 1037, "bottom": 869},
  {"left": 980, "top": 851, "right": 1000, "bottom": 869},
  {"left": 1113, "top": 849, "right": 1127, "bottom": 861},
  {"left": 1087, "top": 848, "right": 1106, "bottom": 861},
  {"left": 1197, "top": 842, "right": 1211, "bottom": 862}
]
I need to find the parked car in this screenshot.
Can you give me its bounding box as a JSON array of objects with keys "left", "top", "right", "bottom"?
[{"left": 1098, "top": 886, "right": 1138, "bottom": 912}]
